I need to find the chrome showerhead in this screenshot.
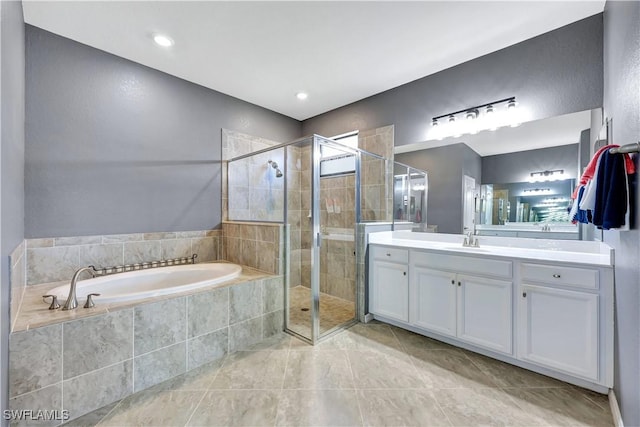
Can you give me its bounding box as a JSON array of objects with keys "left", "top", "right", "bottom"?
[{"left": 268, "top": 160, "right": 284, "bottom": 178}]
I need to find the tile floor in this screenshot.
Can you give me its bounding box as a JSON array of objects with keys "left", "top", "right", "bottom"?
[
  {"left": 64, "top": 322, "right": 614, "bottom": 427},
  {"left": 287, "top": 285, "right": 355, "bottom": 338}
]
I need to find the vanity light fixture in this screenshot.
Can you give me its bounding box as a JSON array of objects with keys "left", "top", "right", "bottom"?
[
  {"left": 430, "top": 97, "right": 519, "bottom": 140},
  {"left": 529, "top": 169, "right": 565, "bottom": 182},
  {"left": 153, "top": 33, "right": 174, "bottom": 47}
]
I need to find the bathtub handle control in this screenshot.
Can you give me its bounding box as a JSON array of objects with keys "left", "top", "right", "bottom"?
[
  {"left": 84, "top": 293, "right": 101, "bottom": 309},
  {"left": 42, "top": 295, "right": 60, "bottom": 310}
]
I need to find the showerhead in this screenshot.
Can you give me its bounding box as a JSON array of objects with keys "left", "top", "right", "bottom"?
[{"left": 268, "top": 160, "right": 284, "bottom": 178}]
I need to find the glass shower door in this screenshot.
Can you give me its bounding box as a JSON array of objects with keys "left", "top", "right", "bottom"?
[{"left": 312, "top": 136, "right": 358, "bottom": 340}]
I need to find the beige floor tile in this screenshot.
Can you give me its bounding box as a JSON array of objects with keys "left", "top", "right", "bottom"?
[
  {"left": 409, "top": 349, "right": 498, "bottom": 389},
  {"left": 147, "top": 358, "right": 225, "bottom": 392},
  {"left": 463, "top": 350, "right": 570, "bottom": 389},
  {"left": 210, "top": 350, "right": 288, "bottom": 390},
  {"left": 283, "top": 350, "right": 355, "bottom": 389},
  {"left": 348, "top": 349, "right": 425, "bottom": 389},
  {"left": 242, "top": 332, "right": 293, "bottom": 351},
  {"left": 62, "top": 402, "right": 119, "bottom": 427},
  {"left": 316, "top": 323, "right": 406, "bottom": 356},
  {"left": 356, "top": 389, "right": 451, "bottom": 426},
  {"left": 391, "top": 327, "right": 458, "bottom": 352},
  {"left": 502, "top": 387, "right": 614, "bottom": 426},
  {"left": 434, "top": 388, "right": 549, "bottom": 426},
  {"left": 275, "top": 389, "right": 362, "bottom": 426},
  {"left": 187, "top": 390, "right": 280, "bottom": 426},
  {"left": 97, "top": 390, "right": 202, "bottom": 426}
]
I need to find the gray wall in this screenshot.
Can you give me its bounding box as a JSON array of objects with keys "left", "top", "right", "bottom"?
[
  {"left": 25, "top": 26, "right": 301, "bottom": 238},
  {"left": 396, "top": 143, "right": 481, "bottom": 234},
  {"left": 0, "top": 1, "right": 25, "bottom": 422},
  {"left": 602, "top": 1, "right": 640, "bottom": 425},
  {"left": 481, "top": 144, "right": 580, "bottom": 184},
  {"left": 302, "top": 14, "right": 603, "bottom": 148}
]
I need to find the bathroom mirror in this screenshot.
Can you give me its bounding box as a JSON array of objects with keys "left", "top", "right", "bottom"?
[{"left": 396, "top": 109, "right": 594, "bottom": 239}]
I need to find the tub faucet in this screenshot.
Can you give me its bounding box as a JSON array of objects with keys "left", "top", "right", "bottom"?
[{"left": 62, "top": 266, "right": 97, "bottom": 310}]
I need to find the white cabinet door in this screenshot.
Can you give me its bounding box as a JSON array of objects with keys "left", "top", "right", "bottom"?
[
  {"left": 518, "top": 284, "right": 599, "bottom": 381},
  {"left": 370, "top": 260, "right": 409, "bottom": 322},
  {"left": 410, "top": 267, "right": 456, "bottom": 337},
  {"left": 457, "top": 274, "right": 512, "bottom": 354}
]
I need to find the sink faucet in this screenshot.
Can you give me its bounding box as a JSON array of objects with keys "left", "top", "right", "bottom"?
[
  {"left": 62, "top": 266, "right": 97, "bottom": 310},
  {"left": 463, "top": 231, "right": 480, "bottom": 247}
]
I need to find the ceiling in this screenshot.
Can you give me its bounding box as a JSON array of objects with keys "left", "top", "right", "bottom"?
[
  {"left": 22, "top": 1, "right": 604, "bottom": 121},
  {"left": 395, "top": 110, "right": 592, "bottom": 156}
]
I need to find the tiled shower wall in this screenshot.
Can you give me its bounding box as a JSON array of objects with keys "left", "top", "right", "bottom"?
[
  {"left": 359, "top": 125, "right": 394, "bottom": 222},
  {"left": 222, "top": 129, "right": 285, "bottom": 222},
  {"left": 222, "top": 222, "right": 284, "bottom": 275}
]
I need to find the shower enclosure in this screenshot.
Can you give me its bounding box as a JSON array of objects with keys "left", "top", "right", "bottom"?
[{"left": 228, "top": 134, "right": 409, "bottom": 343}]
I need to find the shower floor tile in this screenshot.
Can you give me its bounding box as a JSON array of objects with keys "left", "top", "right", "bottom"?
[
  {"left": 287, "top": 285, "right": 356, "bottom": 338},
  {"left": 64, "top": 324, "right": 614, "bottom": 427}
]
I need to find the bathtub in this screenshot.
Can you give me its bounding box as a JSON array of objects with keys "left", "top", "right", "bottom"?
[{"left": 47, "top": 262, "right": 242, "bottom": 304}]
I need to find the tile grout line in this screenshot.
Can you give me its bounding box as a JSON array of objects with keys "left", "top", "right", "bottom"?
[
  {"left": 272, "top": 337, "right": 292, "bottom": 427},
  {"left": 346, "top": 349, "right": 365, "bottom": 427}
]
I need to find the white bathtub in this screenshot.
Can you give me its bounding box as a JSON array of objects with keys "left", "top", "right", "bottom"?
[{"left": 47, "top": 262, "right": 242, "bottom": 304}]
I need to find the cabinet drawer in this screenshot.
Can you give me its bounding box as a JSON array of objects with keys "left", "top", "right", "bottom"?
[
  {"left": 371, "top": 245, "right": 409, "bottom": 263},
  {"left": 411, "top": 251, "right": 512, "bottom": 279},
  {"left": 521, "top": 263, "right": 599, "bottom": 290}
]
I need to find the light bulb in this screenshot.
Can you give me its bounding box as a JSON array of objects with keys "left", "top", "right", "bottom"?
[{"left": 153, "top": 34, "right": 174, "bottom": 47}]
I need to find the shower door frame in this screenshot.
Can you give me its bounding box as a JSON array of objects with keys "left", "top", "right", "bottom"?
[{"left": 308, "top": 135, "right": 362, "bottom": 343}]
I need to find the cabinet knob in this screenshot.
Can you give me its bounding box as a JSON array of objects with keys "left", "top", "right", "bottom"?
[
  {"left": 457, "top": 281, "right": 461, "bottom": 287},
  {"left": 522, "top": 292, "right": 527, "bottom": 297},
  {"left": 403, "top": 272, "right": 407, "bottom": 276},
  {"left": 451, "top": 279, "right": 455, "bottom": 285},
  {"left": 386, "top": 253, "right": 391, "bottom": 257},
  {"left": 552, "top": 274, "right": 561, "bottom": 278}
]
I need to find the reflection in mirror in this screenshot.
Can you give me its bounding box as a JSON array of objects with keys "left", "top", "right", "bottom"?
[
  {"left": 393, "top": 163, "right": 429, "bottom": 230},
  {"left": 480, "top": 179, "right": 575, "bottom": 224}
]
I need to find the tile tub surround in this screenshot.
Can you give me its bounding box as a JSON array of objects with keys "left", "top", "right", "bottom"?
[
  {"left": 10, "top": 240, "right": 27, "bottom": 331},
  {"left": 24, "top": 230, "right": 223, "bottom": 286},
  {"left": 9, "top": 270, "right": 285, "bottom": 424}
]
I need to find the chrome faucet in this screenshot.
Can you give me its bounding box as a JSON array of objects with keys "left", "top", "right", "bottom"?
[
  {"left": 463, "top": 231, "right": 480, "bottom": 247},
  {"left": 62, "top": 266, "right": 97, "bottom": 310}
]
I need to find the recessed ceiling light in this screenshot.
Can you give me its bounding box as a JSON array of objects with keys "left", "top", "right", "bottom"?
[
  {"left": 153, "top": 34, "right": 174, "bottom": 47},
  {"left": 296, "top": 92, "right": 308, "bottom": 100}
]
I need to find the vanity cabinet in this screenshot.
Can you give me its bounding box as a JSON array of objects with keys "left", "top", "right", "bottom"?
[
  {"left": 410, "top": 253, "right": 512, "bottom": 354},
  {"left": 369, "top": 246, "right": 409, "bottom": 322},
  {"left": 517, "top": 262, "right": 600, "bottom": 381}
]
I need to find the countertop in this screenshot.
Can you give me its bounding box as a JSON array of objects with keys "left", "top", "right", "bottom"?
[{"left": 369, "top": 231, "right": 614, "bottom": 267}]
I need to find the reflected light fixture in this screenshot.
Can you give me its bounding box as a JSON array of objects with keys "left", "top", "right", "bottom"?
[
  {"left": 153, "top": 34, "right": 174, "bottom": 47},
  {"left": 296, "top": 92, "right": 308, "bottom": 100},
  {"left": 529, "top": 169, "right": 565, "bottom": 182},
  {"left": 430, "top": 97, "right": 518, "bottom": 140},
  {"left": 523, "top": 188, "right": 552, "bottom": 195}
]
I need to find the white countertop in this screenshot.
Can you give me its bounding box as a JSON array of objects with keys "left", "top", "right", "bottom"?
[{"left": 369, "top": 231, "right": 614, "bottom": 267}]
